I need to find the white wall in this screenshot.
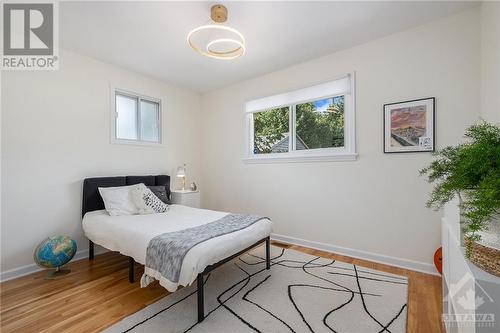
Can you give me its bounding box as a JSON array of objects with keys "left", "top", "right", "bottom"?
[
  {"left": 199, "top": 8, "right": 481, "bottom": 271},
  {"left": 480, "top": 1, "right": 500, "bottom": 123},
  {"left": 1, "top": 6, "right": 489, "bottom": 278},
  {"left": 1, "top": 50, "right": 201, "bottom": 272}
]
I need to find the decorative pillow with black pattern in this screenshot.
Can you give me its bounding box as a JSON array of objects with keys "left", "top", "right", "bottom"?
[
  {"left": 147, "top": 185, "right": 170, "bottom": 204},
  {"left": 132, "top": 183, "right": 169, "bottom": 214}
]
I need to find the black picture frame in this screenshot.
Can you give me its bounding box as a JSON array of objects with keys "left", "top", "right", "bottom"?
[{"left": 383, "top": 97, "right": 435, "bottom": 153}]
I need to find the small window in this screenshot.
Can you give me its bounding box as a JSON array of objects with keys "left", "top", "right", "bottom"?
[
  {"left": 245, "top": 74, "right": 356, "bottom": 163},
  {"left": 112, "top": 89, "right": 161, "bottom": 144}
]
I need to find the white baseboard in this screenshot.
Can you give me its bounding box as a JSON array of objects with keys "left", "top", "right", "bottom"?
[
  {"left": 0, "top": 247, "right": 107, "bottom": 282},
  {"left": 1, "top": 234, "right": 438, "bottom": 282},
  {"left": 271, "top": 233, "right": 439, "bottom": 276}
]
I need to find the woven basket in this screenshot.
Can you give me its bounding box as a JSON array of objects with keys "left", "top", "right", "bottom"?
[{"left": 465, "top": 238, "right": 500, "bottom": 277}]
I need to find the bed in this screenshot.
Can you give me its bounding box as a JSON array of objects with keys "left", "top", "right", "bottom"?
[{"left": 81, "top": 175, "right": 272, "bottom": 323}]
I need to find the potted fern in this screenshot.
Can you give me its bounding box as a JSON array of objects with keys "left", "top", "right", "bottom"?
[{"left": 420, "top": 122, "right": 500, "bottom": 276}]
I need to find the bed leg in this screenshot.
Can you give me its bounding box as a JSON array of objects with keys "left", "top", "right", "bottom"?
[
  {"left": 266, "top": 236, "right": 271, "bottom": 270},
  {"left": 129, "top": 257, "right": 135, "bottom": 283},
  {"left": 89, "top": 240, "right": 94, "bottom": 260},
  {"left": 197, "top": 273, "right": 204, "bottom": 323}
]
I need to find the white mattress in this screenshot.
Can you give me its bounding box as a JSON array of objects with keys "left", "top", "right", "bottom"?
[{"left": 82, "top": 204, "right": 272, "bottom": 290}]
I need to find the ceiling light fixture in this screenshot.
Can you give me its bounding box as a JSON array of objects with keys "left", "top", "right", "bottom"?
[{"left": 187, "top": 4, "right": 245, "bottom": 60}]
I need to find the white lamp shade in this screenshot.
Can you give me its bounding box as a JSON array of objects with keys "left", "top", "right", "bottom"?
[{"left": 176, "top": 165, "right": 186, "bottom": 177}]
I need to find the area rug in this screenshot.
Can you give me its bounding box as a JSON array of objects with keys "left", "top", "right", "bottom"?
[{"left": 105, "top": 245, "right": 408, "bottom": 333}]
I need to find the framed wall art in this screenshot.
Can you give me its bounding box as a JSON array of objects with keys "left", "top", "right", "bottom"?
[{"left": 384, "top": 97, "right": 435, "bottom": 153}]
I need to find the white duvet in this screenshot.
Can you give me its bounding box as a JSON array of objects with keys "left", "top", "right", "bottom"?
[{"left": 82, "top": 205, "right": 273, "bottom": 291}]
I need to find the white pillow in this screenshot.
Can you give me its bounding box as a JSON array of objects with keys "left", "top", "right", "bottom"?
[
  {"left": 98, "top": 184, "right": 141, "bottom": 216},
  {"left": 132, "top": 183, "right": 169, "bottom": 214}
]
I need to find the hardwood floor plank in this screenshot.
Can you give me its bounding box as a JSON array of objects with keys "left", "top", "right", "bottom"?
[{"left": 0, "top": 242, "right": 443, "bottom": 332}]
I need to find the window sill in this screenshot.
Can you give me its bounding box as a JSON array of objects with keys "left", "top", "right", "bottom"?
[
  {"left": 242, "top": 152, "right": 358, "bottom": 164},
  {"left": 110, "top": 139, "right": 165, "bottom": 148}
]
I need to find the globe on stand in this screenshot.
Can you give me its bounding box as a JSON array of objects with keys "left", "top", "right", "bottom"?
[{"left": 34, "top": 236, "right": 77, "bottom": 279}]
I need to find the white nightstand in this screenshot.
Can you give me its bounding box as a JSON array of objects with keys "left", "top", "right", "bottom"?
[{"left": 170, "top": 190, "right": 200, "bottom": 208}]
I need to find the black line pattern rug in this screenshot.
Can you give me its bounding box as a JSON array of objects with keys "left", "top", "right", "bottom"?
[{"left": 105, "top": 246, "right": 408, "bottom": 333}]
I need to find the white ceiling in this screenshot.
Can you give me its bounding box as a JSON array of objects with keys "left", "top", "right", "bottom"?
[{"left": 60, "top": 1, "right": 479, "bottom": 93}]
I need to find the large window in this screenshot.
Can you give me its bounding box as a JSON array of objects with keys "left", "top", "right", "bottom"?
[
  {"left": 245, "top": 74, "right": 356, "bottom": 162},
  {"left": 112, "top": 89, "right": 161, "bottom": 145}
]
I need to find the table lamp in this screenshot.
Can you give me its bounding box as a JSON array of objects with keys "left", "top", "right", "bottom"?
[{"left": 176, "top": 164, "right": 187, "bottom": 190}]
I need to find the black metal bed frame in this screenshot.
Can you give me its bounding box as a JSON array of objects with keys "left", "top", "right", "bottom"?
[
  {"left": 88, "top": 236, "right": 270, "bottom": 323},
  {"left": 83, "top": 175, "right": 271, "bottom": 323}
]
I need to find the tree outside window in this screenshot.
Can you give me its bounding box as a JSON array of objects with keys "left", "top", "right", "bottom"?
[{"left": 253, "top": 96, "right": 344, "bottom": 154}]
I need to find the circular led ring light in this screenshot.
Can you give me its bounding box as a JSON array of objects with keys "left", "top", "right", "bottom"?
[
  {"left": 206, "top": 38, "right": 245, "bottom": 56},
  {"left": 187, "top": 24, "right": 246, "bottom": 60}
]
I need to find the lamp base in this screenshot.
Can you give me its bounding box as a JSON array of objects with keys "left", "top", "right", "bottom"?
[{"left": 45, "top": 267, "right": 71, "bottom": 280}]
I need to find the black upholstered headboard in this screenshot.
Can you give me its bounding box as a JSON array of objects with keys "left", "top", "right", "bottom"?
[{"left": 82, "top": 175, "right": 170, "bottom": 217}]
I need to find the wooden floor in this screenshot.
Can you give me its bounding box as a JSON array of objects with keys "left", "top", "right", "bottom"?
[{"left": 0, "top": 242, "right": 444, "bottom": 333}]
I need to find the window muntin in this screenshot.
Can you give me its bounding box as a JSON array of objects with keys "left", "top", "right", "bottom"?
[{"left": 113, "top": 90, "right": 161, "bottom": 144}]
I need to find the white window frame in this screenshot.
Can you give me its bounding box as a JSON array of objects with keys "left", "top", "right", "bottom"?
[
  {"left": 243, "top": 73, "right": 357, "bottom": 163},
  {"left": 110, "top": 86, "right": 163, "bottom": 146}
]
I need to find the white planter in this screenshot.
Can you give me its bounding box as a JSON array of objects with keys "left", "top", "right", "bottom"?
[{"left": 477, "top": 216, "right": 500, "bottom": 251}]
